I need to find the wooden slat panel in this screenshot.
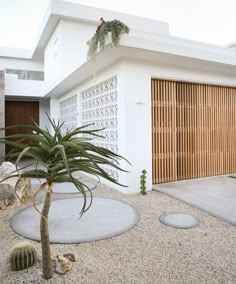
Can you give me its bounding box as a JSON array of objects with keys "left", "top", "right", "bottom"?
[
  {"left": 152, "top": 79, "right": 236, "bottom": 184},
  {"left": 151, "top": 79, "right": 177, "bottom": 183}
]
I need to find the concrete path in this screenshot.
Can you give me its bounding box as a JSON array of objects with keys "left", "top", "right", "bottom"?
[
  {"left": 10, "top": 197, "right": 139, "bottom": 243},
  {"left": 153, "top": 175, "right": 236, "bottom": 226}
]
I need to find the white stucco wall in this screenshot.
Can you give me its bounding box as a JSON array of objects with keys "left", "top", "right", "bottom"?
[
  {"left": 5, "top": 74, "right": 46, "bottom": 97},
  {"left": 60, "top": 20, "right": 96, "bottom": 77},
  {"left": 119, "top": 61, "right": 152, "bottom": 193},
  {"left": 44, "top": 20, "right": 96, "bottom": 85},
  {"left": 0, "top": 57, "right": 43, "bottom": 71},
  {"left": 39, "top": 99, "right": 50, "bottom": 129},
  {"left": 50, "top": 97, "right": 60, "bottom": 123},
  {"left": 49, "top": 55, "right": 236, "bottom": 193},
  {"left": 0, "top": 57, "right": 46, "bottom": 99},
  {"left": 120, "top": 58, "right": 236, "bottom": 193},
  {"left": 51, "top": 0, "right": 169, "bottom": 36},
  {"left": 44, "top": 23, "right": 62, "bottom": 83}
]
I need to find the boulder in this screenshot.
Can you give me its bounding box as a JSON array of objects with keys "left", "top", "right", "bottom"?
[
  {"left": 0, "top": 183, "right": 16, "bottom": 208},
  {"left": 0, "top": 160, "right": 32, "bottom": 203},
  {"left": 0, "top": 176, "right": 32, "bottom": 206}
]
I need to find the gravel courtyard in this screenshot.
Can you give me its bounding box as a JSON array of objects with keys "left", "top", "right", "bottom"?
[{"left": 1, "top": 182, "right": 236, "bottom": 284}]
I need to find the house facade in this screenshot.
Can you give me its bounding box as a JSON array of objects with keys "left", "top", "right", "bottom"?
[{"left": 1, "top": 0, "right": 236, "bottom": 192}]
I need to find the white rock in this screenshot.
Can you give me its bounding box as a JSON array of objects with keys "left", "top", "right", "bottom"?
[
  {"left": 0, "top": 162, "right": 16, "bottom": 175},
  {"left": 53, "top": 255, "right": 72, "bottom": 275}
]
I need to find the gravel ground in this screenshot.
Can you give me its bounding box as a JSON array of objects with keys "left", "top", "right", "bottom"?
[{"left": 1, "top": 182, "right": 236, "bottom": 284}]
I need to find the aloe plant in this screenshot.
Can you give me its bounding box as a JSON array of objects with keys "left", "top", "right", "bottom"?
[{"left": 0, "top": 116, "right": 127, "bottom": 279}]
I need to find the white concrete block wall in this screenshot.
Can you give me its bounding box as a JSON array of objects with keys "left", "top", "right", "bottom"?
[{"left": 50, "top": 62, "right": 132, "bottom": 192}]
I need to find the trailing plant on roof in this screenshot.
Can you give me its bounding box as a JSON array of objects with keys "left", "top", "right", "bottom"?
[
  {"left": 0, "top": 115, "right": 128, "bottom": 280},
  {"left": 87, "top": 18, "right": 130, "bottom": 61}
]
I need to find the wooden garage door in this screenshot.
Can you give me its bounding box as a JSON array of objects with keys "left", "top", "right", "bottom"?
[
  {"left": 152, "top": 79, "right": 236, "bottom": 184},
  {"left": 5, "top": 101, "right": 39, "bottom": 154}
]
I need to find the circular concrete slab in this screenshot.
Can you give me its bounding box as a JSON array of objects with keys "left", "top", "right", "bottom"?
[
  {"left": 160, "top": 213, "right": 200, "bottom": 229},
  {"left": 31, "top": 178, "right": 46, "bottom": 185},
  {"left": 52, "top": 182, "right": 96, "bottom": 194},
  {"left": 31, "top": 173, "right": 82, "bottom": 185},
  {"left": 31, "top": 179, "right": 96, "bottom": 194},
  {"left": 10, "top": 198, "right": 139, "bottom": 243}
]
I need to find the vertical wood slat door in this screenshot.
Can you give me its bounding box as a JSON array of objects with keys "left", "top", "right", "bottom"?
[
  {"left": 152, "top": 80, "right": 177, "bottom": 184},
  {"left": 152, "top": 79, "right": 236, "bottom": 184}
]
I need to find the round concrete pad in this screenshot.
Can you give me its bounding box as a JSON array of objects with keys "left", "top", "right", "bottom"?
[
  {"left": 31, "top": 179, "right": 96, "bottom": 194},
  {"left": 10, "top": 198, "right": 139, "bottom": 243},
  {"left": 160, "top": 213, "right": 200, "bottom": 229},
  {"left": 52, "top": 182, "right": 96, "bottom": 194},
  {"left": 31, "top": 178, "right": 46, "bottom": 185},
  {"left": 31, "top": 173, "right": 82, "bottom": 185}
]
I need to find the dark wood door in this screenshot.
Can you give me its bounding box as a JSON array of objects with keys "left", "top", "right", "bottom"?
[{"left": 5, "top": 101, "right": 39, "bottom": 154}]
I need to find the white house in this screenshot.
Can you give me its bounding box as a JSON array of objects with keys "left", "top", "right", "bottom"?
[{"left": 1, "top": 0, "right": 236, "bottom": 193}]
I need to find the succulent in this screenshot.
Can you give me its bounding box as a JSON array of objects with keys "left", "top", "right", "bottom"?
[
  {"left": 10, "top": 241, "right": 37, "bottom": 271},
  {"left": 140, "top": 169, "right": 147, "bottom": 195}
]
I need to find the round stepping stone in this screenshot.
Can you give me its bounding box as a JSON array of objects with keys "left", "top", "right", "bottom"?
[
  {"left": 10, "top": 197, "right": 139, "bottom": 243},
  {"left": 160, "top": 213, "right": 200, "bottom": 229},
  {"left": 31, "top": 178, "right": 46, "bottom": 186},
  {"left": 52, "top": 182, "right": 96, "bottom": 194}
]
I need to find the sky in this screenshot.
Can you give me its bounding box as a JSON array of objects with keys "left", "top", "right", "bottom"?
[{"left": 0, "top": 0, "right": 236, "bottom": 49}]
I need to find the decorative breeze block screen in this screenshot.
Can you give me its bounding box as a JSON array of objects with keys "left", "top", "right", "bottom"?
[
  {"left": 60, "top": 95, "right": 78, "bottom": 133},
  {"left": 81, "top": 76, "right": 119, "bottom": 180}
]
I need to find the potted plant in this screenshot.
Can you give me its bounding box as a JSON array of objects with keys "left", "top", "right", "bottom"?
[
  {"left": 0, "top": 116, "right": 128, "bottom": 279},
  {"left": 87, "top": 18, "right": 130, "bottom": 61}
]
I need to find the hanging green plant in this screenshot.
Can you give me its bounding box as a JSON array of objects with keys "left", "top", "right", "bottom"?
[{"left": 87, "top": 18, "right": 130, "bottom": 61}]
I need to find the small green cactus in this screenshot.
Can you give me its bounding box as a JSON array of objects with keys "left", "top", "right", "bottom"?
[
  {"left": 10, "top": 241, "right": 37, "bottom": 271},
  {"left": 140, "top": 169, "right": 147, "bottom": 195}
]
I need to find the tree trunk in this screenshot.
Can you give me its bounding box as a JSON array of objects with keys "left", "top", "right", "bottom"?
[{"left": 40, "top": 191, "right": 53, "bottom": 279}]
